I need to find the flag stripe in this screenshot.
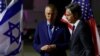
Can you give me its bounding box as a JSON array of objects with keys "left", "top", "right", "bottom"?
[
  {"left": 0, "top": 0, "right": 22, "bottom": 25},
  {"left": 89, "top": 18, "right": 100, "bottom": 55},
  {"left": 0, "top": 0, "right": 23, "bottom": 55}
]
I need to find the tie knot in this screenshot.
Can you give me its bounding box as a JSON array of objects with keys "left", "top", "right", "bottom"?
[
  {"left": 73, "top": 25, "right": 75, "bottom": 31},
  {"left": 48, "top": 24, "right": 53, "bottom": 29}
]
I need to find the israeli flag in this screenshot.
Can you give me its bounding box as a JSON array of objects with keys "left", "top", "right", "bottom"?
[{"left": 0, "top": 0, "right": 23, "bottom": 56}]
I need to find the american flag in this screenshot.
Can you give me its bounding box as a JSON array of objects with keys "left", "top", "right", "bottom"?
[
  {"left": 61, "top": 0, "right": 100, "bottom": 56},
  {"left": 0, "top": 0, "right": 23, "bottom": 55},
  {"left": 72, "top": 0, "right": 93, "bottom": 20}
]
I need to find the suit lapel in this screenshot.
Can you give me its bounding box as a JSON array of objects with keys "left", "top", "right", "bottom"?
[
  {"left": 71, "top": 21, "right": 83, "bottom": 42},
  {"left": 51, "top": 26, "right": 60, "bottom": 42}
]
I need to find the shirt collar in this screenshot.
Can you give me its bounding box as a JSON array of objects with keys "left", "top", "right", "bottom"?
[
  {"left": 47, "top": 21, "right": 50, "bottom": 25},
  {"left": 73, "top": 20, "right": 80, "bottom": 30}
]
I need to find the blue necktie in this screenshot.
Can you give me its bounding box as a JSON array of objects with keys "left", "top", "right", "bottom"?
[{"left": 48, "top": 25, "right": 53, "bottom": 39}]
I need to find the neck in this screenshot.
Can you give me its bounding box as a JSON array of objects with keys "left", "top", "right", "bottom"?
[
  {"left": 71, "top": 17, "right": 78, "bottom": 24},
  {"left": 47, "top": 21, "right": 54, "bottom": 26}
]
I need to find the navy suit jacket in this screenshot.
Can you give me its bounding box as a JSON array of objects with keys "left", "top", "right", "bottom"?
[
  {"left": 33, "top": 21, "right": 70, "bottom": 56},
  {"left": 70, "top": 20, "right": 94, "bottom": 56}
]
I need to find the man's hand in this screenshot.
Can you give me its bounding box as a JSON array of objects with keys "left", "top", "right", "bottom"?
[
  {"left": 40, "top": 44, "right": 56, "bottom": 52},
  {"left": 49, "top": 44, "right": 56, "bottom": 49},
  {"left": 41, "top": 45, "right": 49, "bottom": 51}
]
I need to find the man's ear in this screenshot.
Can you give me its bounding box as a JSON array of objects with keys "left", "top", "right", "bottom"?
[{"left": 74, "top": 13, "right": 79, "bottom": 20}]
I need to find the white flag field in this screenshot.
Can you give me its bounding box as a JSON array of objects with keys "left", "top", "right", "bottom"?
[{"left": 0, "top": 0, "right": 23, "bottom": 56}]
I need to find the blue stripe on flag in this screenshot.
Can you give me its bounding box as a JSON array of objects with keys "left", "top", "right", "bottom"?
[{"left": 0, "top": 0, "right": 22, "bottom": 25}]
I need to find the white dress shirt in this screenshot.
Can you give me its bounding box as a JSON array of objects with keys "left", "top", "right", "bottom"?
[{"left": 69, "top": 20, "right": 80, "bottom": 35}]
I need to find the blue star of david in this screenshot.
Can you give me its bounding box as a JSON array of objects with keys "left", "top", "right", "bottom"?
[{"left": 4, "top": 22, "right": 21, "bottom": 44}]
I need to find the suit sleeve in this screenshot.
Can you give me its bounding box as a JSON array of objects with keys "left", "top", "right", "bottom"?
[
  {"left": 56, "top": 27, "right": 70, "bottom": 51},
  {"left": 80, "top": 24, "right": 94, "bottom": 56},
  {"left": 33, "top": 24, "right": 44, "bottom": 53}
]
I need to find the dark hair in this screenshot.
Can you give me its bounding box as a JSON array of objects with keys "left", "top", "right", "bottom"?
[
  {"left": 65, "top": 3, "right": 82, "bottom": 19},
  {"left": 45, "top": 4, "right": 57, "bottom": 13}
]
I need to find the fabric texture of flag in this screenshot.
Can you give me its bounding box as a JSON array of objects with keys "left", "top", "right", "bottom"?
[
  {"left": 0, "top": 0, "right": 6, "bottom": 13},
  {"left": 61, "top": 0, "right": 100, "bottom": 56},
  {"left": 0, "top": 0, "right": 23, "bottom": 56}
]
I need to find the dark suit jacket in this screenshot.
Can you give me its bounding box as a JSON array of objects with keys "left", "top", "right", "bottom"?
[
  {"left": 70, "top": 20, "right": 94, "bottom": 56},
  {"left": 33, "top": 21, "right": 70, "bottom": 56}
]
